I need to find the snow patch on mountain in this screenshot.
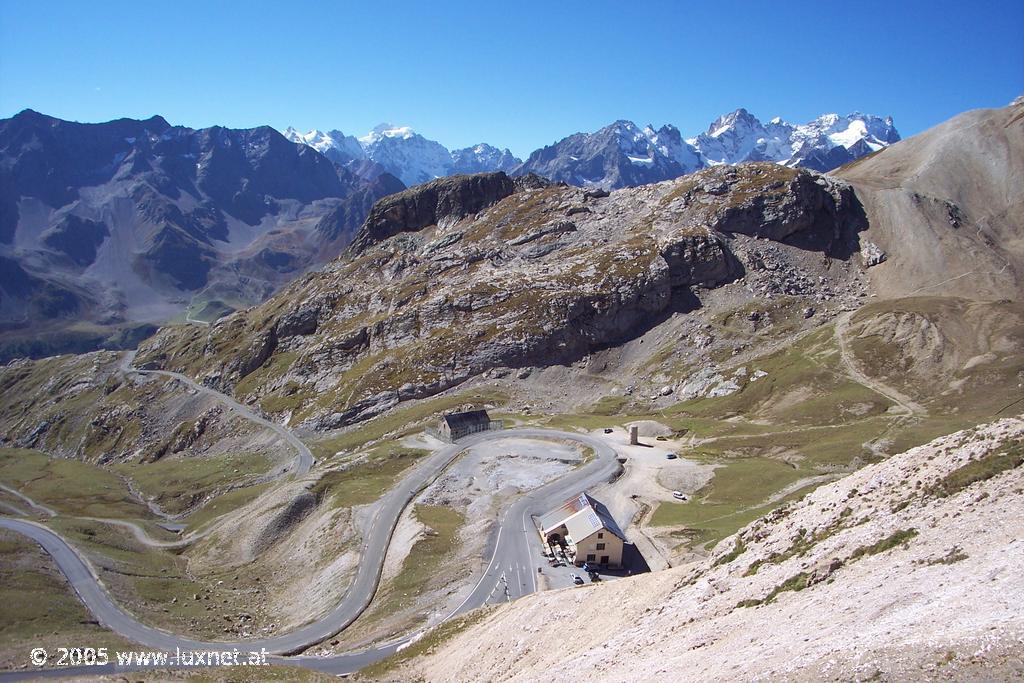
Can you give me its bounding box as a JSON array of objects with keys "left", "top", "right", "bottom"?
[
  {"left": 514, "top": 120, "right": 704, "bottom": 189},
  {"left": 282, "top": 127, "right": 365, "bottom": 165},
  {"left": 450, "top": 143, "right": 520, "bottom": 175},
  {"left": 688, "top": 109, "right": 900, "bottom": 170},
  {"left": 285, "top": 123, "right": 522, "bottom": 188},
  {"left": 357, "top": 123, "right": 417, "bottom": 145}
]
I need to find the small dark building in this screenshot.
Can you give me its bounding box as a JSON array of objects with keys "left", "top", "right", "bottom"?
[{"left": 438, "top": 409, "right": 493, "bottom": 441}]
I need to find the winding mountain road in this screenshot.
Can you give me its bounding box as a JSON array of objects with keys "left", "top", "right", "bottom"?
[
  {"left": 0, "top": 483, "right": 57, "bottom": 517},
  {"left": 0, "top": 422, "right": 621, "bottom": 679},
  {"left": 130, "top": 365, "right": 314, "bottom": 477}
]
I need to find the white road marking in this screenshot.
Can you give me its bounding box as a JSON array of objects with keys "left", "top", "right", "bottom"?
[{"left": 444, "top": 523, "right": 504, "bottom": 621}]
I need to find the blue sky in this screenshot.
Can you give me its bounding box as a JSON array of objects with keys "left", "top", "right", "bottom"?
[{"left": 1, "top": 0, "right": 1021, "bottom": 158}]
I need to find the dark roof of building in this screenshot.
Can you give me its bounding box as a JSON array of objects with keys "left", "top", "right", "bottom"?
[{"left": 442, "top": 409, "right": 491, "bottom": 430}]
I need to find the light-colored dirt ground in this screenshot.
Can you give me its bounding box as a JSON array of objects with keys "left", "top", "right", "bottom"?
[{"left": 587, "top": 424, "right": 714, "bottom": 569}]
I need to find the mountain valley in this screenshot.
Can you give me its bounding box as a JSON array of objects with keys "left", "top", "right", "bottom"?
[
  {"left": 0, "top": 111, "right": 406, "bottom": 362},
  {"left": 0, "top": 98, "right": 1021, "bottom": 681},
  {"left": 0, "top": 104, "right": 901, "bottom": 364}
]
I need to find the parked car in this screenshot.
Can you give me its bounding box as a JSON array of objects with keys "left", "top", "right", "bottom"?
[
  {"left": 589, "top": 572, "right": 602, "bottom": 582},
  {"left": 666, "top": 452, "right": 678, "bottom": 460},
  {"left": 573, "top": 575, "right": 585, "bottom": 585},
  {"left": 672, "top": 491, "right": 687, "bottom": 501},
  {"left": 603, "top": 428, "right": 614, "bottom": 434}
]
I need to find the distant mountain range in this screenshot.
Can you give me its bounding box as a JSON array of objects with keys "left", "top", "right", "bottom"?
[
  {"left": 283, "top": 124, "right": 520, "bottom": 187},
  {"left": 0, "top": 109, "right": 403, "bottom": 359},
  {"left": 0, "top": 105, "right": 899, "bottom": 360},
  {"left": 286, "top": 109, "right": 899, "bottom": 190}
]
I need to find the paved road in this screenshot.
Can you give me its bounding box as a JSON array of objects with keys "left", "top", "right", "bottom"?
[
  {"left": 0, "top": 429, "right": 621, "bottom": 679},
  {"left": 132, "top": 367, "right": 314, "bottom": 477},
  {"left": 78, "top": 517, "right": 203, "bottom": 549}
]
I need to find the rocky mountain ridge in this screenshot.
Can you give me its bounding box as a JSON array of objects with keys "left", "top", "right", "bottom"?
[
  {"left": 0, "top": 110, "right": 406, "bottom": 361},
  {"left": 136, "top": 161, "right": 871, "bottom": 430},
  {"left": 136, "top": 101, "right": 1022, "bottom": 439},
  {"left": 517, "top": 109, "right": 900, "bottom": 189},
  {"left": 286, "top": 108, "right": 898, "bottom": 192}
]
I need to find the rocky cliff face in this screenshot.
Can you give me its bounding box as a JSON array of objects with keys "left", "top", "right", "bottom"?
[
  {"left": 137, "top": 162, "right": 867, "bottom": 431},
  {"left": 349, "top": 172, "right": 520, "bottom": 253},
  {"left": 0, "top": 110, "right": 404, "bottom": 361}
]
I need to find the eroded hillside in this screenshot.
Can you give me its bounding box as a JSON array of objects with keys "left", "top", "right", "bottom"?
[{"left": 835, "top": 99, "right": 1024, "bottom": 300}]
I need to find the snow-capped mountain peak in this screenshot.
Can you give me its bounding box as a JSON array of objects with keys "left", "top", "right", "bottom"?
[
  {"left": 515, "top": 120, "right": 703, "bottom": 189},
  {"left": 359, "top": 123, "right": 418, "bottom": 146},
  {"left": 282, "top": 127, "right": 365, "bottom": 165},
  {"left": 286, "top": 122, "right": 522, "bottom": 188},
  {"left": 688, "top": 109, "right": 900, "bottom": 171},
  {"left": 705, "top": 107, "right": 762, "bottom": 139},
  {"left": 285, "top": 106, "right": 898, "bottom": 191},
  {"left": 450, "top": 143, "right": 520, "bottom": 175}
]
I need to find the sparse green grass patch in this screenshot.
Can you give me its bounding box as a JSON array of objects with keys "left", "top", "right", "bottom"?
[
  {"left": 924, "top": 546, "right": 969, "bottom": 566},
  {"left": 586, "top": 395, "right": 630, "bottom": 416},
  {"left": 377, "top": 505, "right": 465, "bottom": 613},
  {"left": 182, "top": 483, "right": 272, "bottom": 532},
  {"left": 311, "top": 446, "right": 430, "bottom": 509},
  {"left": 669, "top": 326, "right": 891, "bottom": 428},
  {"left": 234, "top": 351, "right": 298, "bottom": 399},
  {"left": 925, "top": 439, "right": 1023, "bottom": 499},
  {"left": 737, "top": 571, "right": 812, "bottom": 608},
  {"left": 48, "top": 518, "right": 218, "bottom": 626},
  {"left": 744, "top": 517, "right": 850, "bottom": 576},
  {"left": 0, "top": 530, "right": 136, "bottom": 668},
  {"left": 714, "top": 537, "right": 746, "bottom": 566},
  {"left": 114, "top": 451, "right": 271, "bottom": 517},
  {"left": 342, "top": 504, "right": 467, "bottom": 645},
  {"left": 849, "top": 528, "right": 918, "bottom": 561},
  {"left": 0, "top": 448, "right": 147, "bottom": 518},
  {"left": 358, "top": 607, "right": 491, "bottom": 679},
  {"left": 650, "top": 471, "right": 823, "bottom": 550}
]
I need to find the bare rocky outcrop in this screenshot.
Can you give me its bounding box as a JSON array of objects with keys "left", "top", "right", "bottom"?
[
  {"left": 137, "top": 161, "right": 872, "bottom": 430},
  {"left": 658, "top": 231, "right": 738, "bottom": 288},
  {"left": 674, "top": 163, "right": 865, "bottom": 246},
  {"left": 349, "top": 172, "right": 518, "bottom": 253},
  {"left": 236, "top": 329, "right": 277, "bottom": 379},
  {"left": 250, "top": 491, "right": 318, "bottom": 557}
]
